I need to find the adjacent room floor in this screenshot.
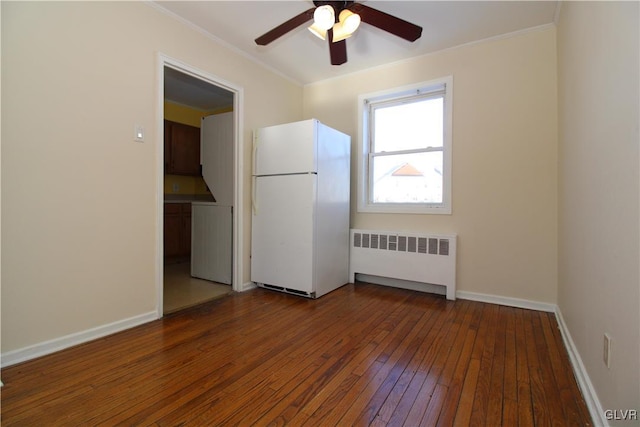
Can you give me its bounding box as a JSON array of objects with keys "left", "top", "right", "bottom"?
[{"left": 163, "top": 261, "right": 232, "bottom": 314}]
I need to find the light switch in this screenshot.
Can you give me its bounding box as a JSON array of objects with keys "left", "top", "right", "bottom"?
[{"left": 134, "top": 124, "right": 145, "bottom": 142}]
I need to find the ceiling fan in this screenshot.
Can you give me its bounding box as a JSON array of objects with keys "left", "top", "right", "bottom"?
[{"left": 255, "top": 1, "right": 422, "bottom": 66}]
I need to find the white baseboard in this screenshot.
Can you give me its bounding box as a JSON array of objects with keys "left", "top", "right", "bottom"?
[
  {"left": 243, "top": 281, "right": 258, "bottom": 291},
  {"left": 456, "top": 290, "right": 556, "bottom": 312},
  {"left": 0, "top": 311, "right": 158, "bottom": 368},
  {"left": 554, "top": 308, "right": 607, "bottom": 426}
]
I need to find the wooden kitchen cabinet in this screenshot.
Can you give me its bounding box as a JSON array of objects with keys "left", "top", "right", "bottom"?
[
  {"left": 164, "top": 203, "right": 192, "bottom": 262},
  {"left": 164, "top": 120, "right": 201, "bottom": 176}
]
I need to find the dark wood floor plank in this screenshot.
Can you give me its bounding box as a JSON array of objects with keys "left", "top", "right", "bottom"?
[
  {"left": 538, "top": 312, "right": 588, "bottom": 426},
  {"left": 436, "top": 327, "right": 477, "bottom": 427},
  {"left": 97, "top": 297, "right": 334, "bottom": 425},
  {"left": 295, "top": 290, "right": 425, "bottom": 425},
  {"left": 376, "top": 313, "right": 449, "bottom": 426},
  {"left": 547, "top": 311, "right": 594, "bottom": 425},
  {"left": 246, "top": 292, "right": 399, "bottom": 426},
  {"left": 452, "top": 357, "right": 480, "bottom": 426},
  {"left": 486, "top": 305, "right": 508, "bottom": 426},
  {"left": 517, "top": 380, "right": 535, "bottom": 427},
  {"left": 360, "top": 296, "right": 443, "bottom": 425},
  {"left": 433, "top": 301, "right": 483, "bottom": 426},
  {"left": 420, "top": 383, "right": 449, "bottom": 427},
  {"left": 531, "top": 311, "right": 568, "bottom": 426},
  {"left": 387, "top": 299, "right": 459, "bottom": 426},
  {"left": 0, "top": 283, "right": 592, "bottom": 427},
  {"left": 523, "top": 309, "right": 552, "bottom": 427},
  {"left": 503, "top": 307, "right": 518, "bottom": 402},
  {"left": 469, "top": 303, "right": 500, "bottom": 426},
  {"left": 155, "top": 286, "right": 382, "bottom": 426},
  {"left": 334, "top": 303, "right": 429, "bottom": 425},
  {"left": 402, "top": 300, "right": 470, "bottom": 426}
]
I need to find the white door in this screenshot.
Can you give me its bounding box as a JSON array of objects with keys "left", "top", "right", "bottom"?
[
  {"left": 254, "top": 119, "right": 317, "bottom": 175},
  {"left": 191, "top": 204, "right": 232, "bottom": 284},
  {"left": 251, "top": 174, "right": 316, "bottom": 292},
  {"left": 201, "top": 113, "right": 233, "bottom": 206}
]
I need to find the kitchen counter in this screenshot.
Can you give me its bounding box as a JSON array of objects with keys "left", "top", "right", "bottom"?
[{"left": 164, "top": 194, "right": 215, "bottom": 203}]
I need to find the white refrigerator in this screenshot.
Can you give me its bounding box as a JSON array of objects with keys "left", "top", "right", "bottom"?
[{"left": 251, "top": 119, "right": 351, "bottom": 298}]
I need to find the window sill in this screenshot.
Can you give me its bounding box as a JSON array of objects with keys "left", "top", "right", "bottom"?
[{"left": 357, "top": 203, "right": 451, "bottom": 215}]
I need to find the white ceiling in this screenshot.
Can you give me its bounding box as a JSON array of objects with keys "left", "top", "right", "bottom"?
[{"left": 154, "top": 1, "right": 559, "bottom": 86}]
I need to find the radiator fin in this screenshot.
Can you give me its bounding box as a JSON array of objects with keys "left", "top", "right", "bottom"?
[
  {"left": 439, "top": 239, "right": 449, "bottom": 256},
  {"left": 389, "top": 235, "right": 397, "bottom": 251},
  {"left": 418, "top": 237, "right": 427, "bottom": 254},
  {"left": 408, "top": 236, "right": 417, "bottom": 253},
  {"left": 352, "top": 233, "right": 451, "bottom": 256},
  {"left": 398, "top": 236, "right": 407, "bottom": 252},
  {"left": 428, "top": 238, "right": 438, "bottom": 255}
]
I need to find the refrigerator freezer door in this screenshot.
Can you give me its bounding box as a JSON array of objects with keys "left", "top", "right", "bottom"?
[
  {"left": 251, "top": 174, "right": 316, "bottom": 293},
  {"left": 254, "top": 119, "right": 317, "bottom": 176}
]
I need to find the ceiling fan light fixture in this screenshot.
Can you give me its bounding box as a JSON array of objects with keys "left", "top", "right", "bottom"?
[
  {"left": 313, "top": 5, "right": 335, "bottom": 31},
  {"left": 339, "top": 9, "right": 361, "bottom": 34},
  {"left": 308, "top": 23, "right": 327, "bottom": 40},
  {"left": 332, "top": 9, "right": 361, "bottom": 42},
  {"left": 331, "top": 23, "right": 352, "bottom": 43}
]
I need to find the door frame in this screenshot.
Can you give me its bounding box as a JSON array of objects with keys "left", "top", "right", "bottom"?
[{"left": 156, "top": 53, "right": 244, "bottom": 318}]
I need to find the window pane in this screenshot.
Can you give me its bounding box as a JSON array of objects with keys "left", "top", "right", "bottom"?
[
  {"left": 373, "top": 97, "right": 443, "bottom": 153},
  {"left": 372, "top": 151, "right": 443, "bottom": 204}
]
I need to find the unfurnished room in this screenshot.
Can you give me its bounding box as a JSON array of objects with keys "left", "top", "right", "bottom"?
[{"left": 1, "top": 1, "right": 638, "bottom": 425}]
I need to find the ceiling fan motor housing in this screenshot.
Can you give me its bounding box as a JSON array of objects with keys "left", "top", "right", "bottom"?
[{"left": 313, "top": 1, "right": 356, "bottom": 19}]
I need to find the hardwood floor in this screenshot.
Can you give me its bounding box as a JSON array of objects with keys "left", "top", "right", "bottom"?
[{"left": 1, "top": 283, "right": 592, "bottom": 426}]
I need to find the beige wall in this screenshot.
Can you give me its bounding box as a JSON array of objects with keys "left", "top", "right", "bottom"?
[
  {"left": 557, "top": 1, "right": 640, "bottom": 421},
  {"left": 1, "top": 1, "right": 302, "bottom": 352},
  {"left": 304, "top": 27, "right": 559, "bottom": 303}
]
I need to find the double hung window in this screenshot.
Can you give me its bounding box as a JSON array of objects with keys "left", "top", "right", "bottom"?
[{"left": 358, "top": 77, "right": 452, "bottom": 214}]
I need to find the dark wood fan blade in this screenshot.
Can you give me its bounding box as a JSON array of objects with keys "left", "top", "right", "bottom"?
[
  {"left": 328, "top": 28, "right": 347, "bottom": 65},
  {"left": 255, "top": 8, "right": 315, "bottom": 45},
  {"left": 350, "top": 3, "right": 422, "bottom": 42}
]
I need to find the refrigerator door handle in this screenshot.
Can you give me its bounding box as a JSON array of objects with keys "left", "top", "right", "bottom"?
[
  {"left": 252, "top": 176, "right": 258, "bottom": 215},
  {"left": 252, "top": 133, "right": 258, "bottom": 215},
  {"left": 252, "top": 131, "right": 258, "bottom": 176}
]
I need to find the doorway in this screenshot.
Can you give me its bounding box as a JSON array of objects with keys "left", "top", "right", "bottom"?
[{"left": 157, "top": 55, "right": 244, "bottom": 317}]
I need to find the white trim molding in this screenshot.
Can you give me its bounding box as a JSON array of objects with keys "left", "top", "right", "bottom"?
[
  {"left": 156, "top": 53, "right": 245, "bottom": 320},
  {"left": 554, "top": 308, "right": 608, "bottom": 427},
  {"left": 456, "top": 290, "right": 556, "bottom": 312},
  {"left": 1, "top": 311, "right": 157, "bottom": 368},
  {"left": 243, "top": 281, "right": 258, "bottom": 292}
]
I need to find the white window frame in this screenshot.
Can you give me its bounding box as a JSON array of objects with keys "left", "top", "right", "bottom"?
[{"left": 357, "top": 76, "right": 453, "bottom": 214}]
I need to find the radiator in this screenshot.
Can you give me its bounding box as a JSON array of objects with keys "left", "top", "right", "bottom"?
[{"left": 349, "top": 229, "right": 457, "bottom": 300}]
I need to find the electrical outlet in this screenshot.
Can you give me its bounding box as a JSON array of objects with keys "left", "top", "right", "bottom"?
[
  {"left": 172, "top": 183, "right": 180, "bottom": 193},
  {"left": 603, "top": 333, "right": 612, "bottom": 368}
]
